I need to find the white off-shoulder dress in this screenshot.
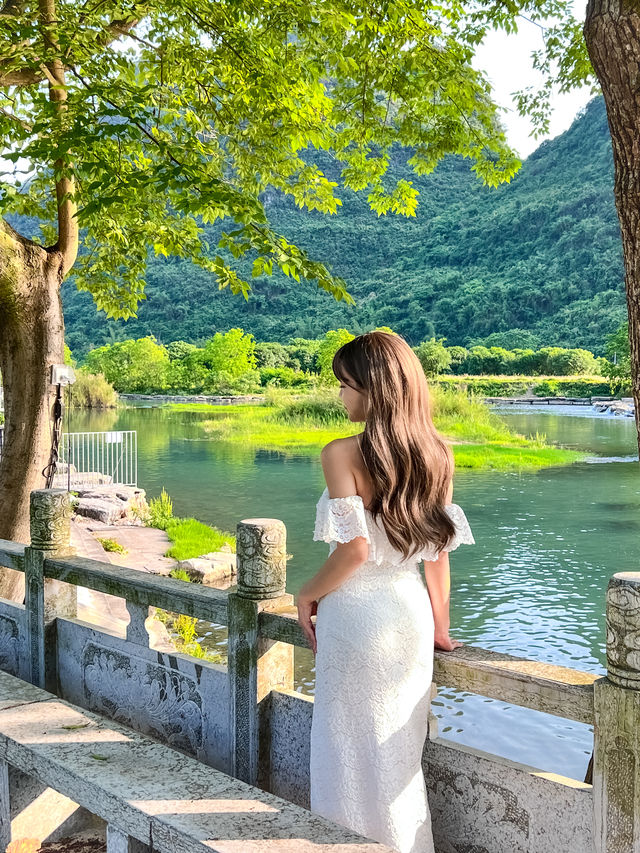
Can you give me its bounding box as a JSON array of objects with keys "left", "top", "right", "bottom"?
[{"left": 310, "top": 487, "right": 474, "bottom": 853}]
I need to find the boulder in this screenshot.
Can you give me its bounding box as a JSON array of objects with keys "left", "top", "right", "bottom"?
[
  {"left": 73, "top": 486, "right": 149, "bottom": 525},
  {"left": 593, "top": 400, "right": 635, "bottom": 417},
  {"left": 178, "top": 552, "right": 236, "bottom": 586},
  {"left": 75, "top": 497, "right": 124, "bottom": 525}
]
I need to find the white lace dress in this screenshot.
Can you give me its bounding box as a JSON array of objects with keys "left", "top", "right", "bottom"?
[{"left": 310, "top": 487, "right": 474, "bottom": 853}]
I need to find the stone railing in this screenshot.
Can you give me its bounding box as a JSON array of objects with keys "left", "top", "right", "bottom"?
[{"left": 0, "top": 489, "right": 636, "bottom": 852}]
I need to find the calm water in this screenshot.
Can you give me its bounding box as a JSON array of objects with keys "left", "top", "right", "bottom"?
[{"left": 68, "top": 403, "right": 640, "bottom": 782}]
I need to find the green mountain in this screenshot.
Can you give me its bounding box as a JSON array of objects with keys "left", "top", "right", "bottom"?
[{"left": 62, "top": 96, "right": 625, "bottom": 356}]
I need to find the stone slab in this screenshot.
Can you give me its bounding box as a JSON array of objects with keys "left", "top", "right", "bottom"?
[
  {"left": 0, "top": 668, "right": 53, "bottom": 711},
  {"left": 424, "top": 736, "right": 593, "bottom": 853},
  {"left": 76, "top": 498, "right": 125, "bottom": 525},
  {"left": 56, "top": 617, "right": 230, "bottom": 772},
  {"left": 267, "top": 689, "right": 314, "bottom": 808},
  {"left": 0, "top": 681, "right": 391, "bottom": 852}
]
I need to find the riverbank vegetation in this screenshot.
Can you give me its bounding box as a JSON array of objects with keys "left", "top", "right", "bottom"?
[
  {"left": 142, "top": 490, "right": 230, "bottom": 661},
  {"left": 153, "top": 607, "right": 224, "bottom": 664},
  {"left": 146, "top": 488, "right": 235, "bottom": 561},
  {"left": 169, "top": 389, "right": 584, "bottom": 471},
  {"left": 72, "top": 326, "right": 622, "bottom": 399},
  {"left": 66, "top": 369, "right": 118, "bottom": 408}
]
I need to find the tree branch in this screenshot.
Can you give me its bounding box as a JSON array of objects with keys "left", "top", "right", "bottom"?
[
  {"left": 0, "top": 107, "right": 32, "bottom": 130},
  {"left": 0, "top": 68, "right": 45, "bottom": 86},
  {"left": 2, "top": 8, "right": 147, "bottom": 88},
  {"left": 96, "top": 14, "right": 142, "bottom": 47},
  {"left": 0, "top": 0, "right": 29, "bottom": 16},
  {"left": 38, "top": 0, "right": 78, "bottom": 276}
]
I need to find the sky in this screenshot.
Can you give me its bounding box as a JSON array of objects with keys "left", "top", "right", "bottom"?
[{"left": 473, "top": 1, "right": 593, "bottom": 158}]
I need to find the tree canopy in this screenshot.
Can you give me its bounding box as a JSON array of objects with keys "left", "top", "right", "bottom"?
[{"left": 3, "top": 0, "right": 592, "bottom": 324}]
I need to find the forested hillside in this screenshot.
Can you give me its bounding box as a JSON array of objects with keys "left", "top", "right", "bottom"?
[{"left": 62, "top": 97, "right": 624, "bottom": 355}]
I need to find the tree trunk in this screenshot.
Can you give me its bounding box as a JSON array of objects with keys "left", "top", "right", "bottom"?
[
  {"left": 0, "top": 218, "right": 66, "bottom": 600},
  {"left": 584, "top": 0, "right": 640, "bottom": 450}
]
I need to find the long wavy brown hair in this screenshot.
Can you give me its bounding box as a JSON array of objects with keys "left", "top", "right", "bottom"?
[{"left": 333, "top": 331, "right": 455, "bottom": 560}]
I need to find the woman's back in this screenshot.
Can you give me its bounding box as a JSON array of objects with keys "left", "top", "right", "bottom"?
[{"left": 302, "top": 331, "right": 475, "bottom": 853}]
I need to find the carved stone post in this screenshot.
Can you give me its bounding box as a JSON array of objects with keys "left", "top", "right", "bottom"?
[
  {"left": 228, "top": 518, "right": 294, "bottom": 788},
  {"left": 593, "top": 572, "right": 640, "bottom": 851},
  {"left": 25, "top": 490, "right": 76, "bottom": 690}
]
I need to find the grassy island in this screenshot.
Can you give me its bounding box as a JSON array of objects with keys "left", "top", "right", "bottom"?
[{"left": 168, "top": 389, "right": 584, "bottom": 471}]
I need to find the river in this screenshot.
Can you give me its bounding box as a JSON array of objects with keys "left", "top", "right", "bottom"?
[{"left": 68, "top": 402, "right": 639, "bottom": 782}]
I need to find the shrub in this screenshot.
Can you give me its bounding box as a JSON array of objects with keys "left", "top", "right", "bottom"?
[
  {"left": 415, "top": 338, "right": 451, "bottom": 377},
  {"left": 433, "top": 376, "right": 531, "bottom": 396},
  {"left": 85, "top": 336, "right": 170, "bottom": 393},
  {"left": 552, "top": 379, "right": 612, "bottom": 397},
  {"left": 286, "top": 338, "right": 320, "bottom": 372},
  {"left": 533, "top": 379, "right": 559, "bottom": 396},
  {"left": 208, "top": 369, "right": 261, "bottom": 395},
  {"left": 603, "top": 322, "right": 631, "bottom": 393},
  {"left": 259, "top": 367, "right": 312, "bottom": 388},
  {"left": 67, "top": 369, "right": 118, "bottom": 408},
  {"left": 317, "top": 329, "right": 355, "bottom": 383},
  {"left": 255, "top": 342, "right": 289, "bottom": 368},
  {"left": 148, "top": 487, "right": 174, "bottom": 530},
  {"left": 274, "top": 393, "right": 349, "bottom": 425}
]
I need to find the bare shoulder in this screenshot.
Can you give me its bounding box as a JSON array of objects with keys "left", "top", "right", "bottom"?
[
  {"left": 320, "top": 436, "right": 362, "bottom": 497},
  {"left": 320, "top": 435, "right": 361, "bottom": 463}
]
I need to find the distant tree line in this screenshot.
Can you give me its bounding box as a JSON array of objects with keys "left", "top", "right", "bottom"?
[
  {"left": 414, "top": 339, "right": 603, "bottom": 378},
  {"left": 61, "top": 99, "right": 626, "bottom": 360},
  {"left": 75, "top": 325, "right": 627, "bottom": 397}
]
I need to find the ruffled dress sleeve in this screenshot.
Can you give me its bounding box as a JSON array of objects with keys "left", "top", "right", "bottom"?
[
  {"left": 313, "top": 489, "right": 371, "bottom": 546},
  {"left": 419, "top": 503, "right": 475, "bottom": 562}
]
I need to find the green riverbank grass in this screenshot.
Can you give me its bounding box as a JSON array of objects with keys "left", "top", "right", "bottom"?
[
  {"left": 164, "top": 518, "right": 235, "bottom": 561},
  {"left": 146, "top": 487, "right": 236, "bottom": 561},
  {"left": 153, "top": 606, "right": 224, "bottom": 663},
  {"left": 167, "top": 389, "right": 585, "bottom": 470}
]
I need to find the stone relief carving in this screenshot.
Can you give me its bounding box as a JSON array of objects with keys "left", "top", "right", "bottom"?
[
  {"left": 82, "top": 643, "right": 203, "bottom": 754},
  {"left": 0, "top": 615, "right": 20, "bottom": 677},
  {"left": 426, "top": 761, "right": 529, "bottom": 853},
  {"left": 29, "top": 489, "right": 73, "bottom": 553},
  {"left": 236, "top": 519, "right": 286, "bottom": 599},
  {"left": 606, "top": 577, "right": 640, "bottom": 687}
]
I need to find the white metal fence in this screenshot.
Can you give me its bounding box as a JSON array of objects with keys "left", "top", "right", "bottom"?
[
  {"left": 0, "top": 428, "right": 137, "bottom": 488},
  {"left": 58, "top": 430, "right": 137, "bottom": 488}
]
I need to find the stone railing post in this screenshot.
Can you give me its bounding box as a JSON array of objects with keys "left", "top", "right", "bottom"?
[
  {"left": 593, "top": 572, "right": 640, "bottom": 851},
  {"left": 228, "top": 518, "right": 294, "bottom": 788},
  {"left": 25, "top": 490, "right": 76, "bottom": 691}
]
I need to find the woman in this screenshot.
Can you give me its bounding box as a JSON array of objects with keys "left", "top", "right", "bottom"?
[{"left": 296, "top": 331, "right": 474, "bottom": 853}]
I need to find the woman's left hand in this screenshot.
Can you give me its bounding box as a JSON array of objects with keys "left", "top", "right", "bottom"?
[{"left": 296, "top": 585, "right": 318, "bottom": 654}]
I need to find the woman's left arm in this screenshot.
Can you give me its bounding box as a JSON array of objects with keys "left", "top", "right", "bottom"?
[
  {"left": 425, "top": 476, "right": 463, "bottom": 652},
  {"left": 424, "top": 550, "right": 463, "bottom": 651},
  {"left": 296, "top": 440, "right": 369, "bottom": 653}
]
